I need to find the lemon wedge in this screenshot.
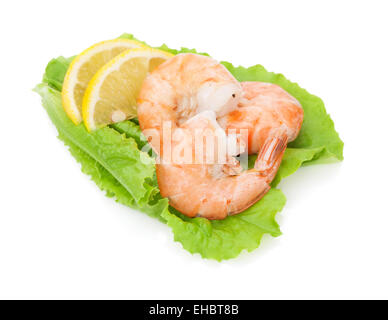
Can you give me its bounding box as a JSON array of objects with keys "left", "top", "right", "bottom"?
[
  {"left": 82, "top": 48, "right": 173, "bottom": 131},
  {"left": 62, "top": 39, "right": 145, "bottom": 124}
]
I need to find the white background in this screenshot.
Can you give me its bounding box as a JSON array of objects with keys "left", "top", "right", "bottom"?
[{"left": 0, "top": 0, "right": 387, "bottom": 300}]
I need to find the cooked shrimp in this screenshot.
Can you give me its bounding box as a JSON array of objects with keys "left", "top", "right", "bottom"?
[
  {"left": 137, "top": 53, "right": 291, "bottom": 220},
  {"left": 138, "top": 53, "right": 242, "bottom": 156},
  {"left": 219, "top": 82, "right": 304, "bottom": 154},
  {"left": 154, "top": 110, "right": 288, "bottom": 219}
]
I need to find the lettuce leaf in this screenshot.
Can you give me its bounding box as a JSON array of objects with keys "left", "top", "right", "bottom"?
[
  {"left": 34, "top": 35, "right": 343, "bottom": 260},
  {"left": 34, "top": 84, "right": 167, "bottom": 219},
  {"left": 161, "top": 189, "right": 285, "bottom": 260},
  {"left": 222, "top": 62, "right": 344, "bottom": 164}
]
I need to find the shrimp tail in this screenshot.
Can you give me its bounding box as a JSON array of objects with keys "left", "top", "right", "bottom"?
[
  {"left": 254, "top": 130, "right": 288, "bottom": 182},
  {"left": 226, "top": 131, "right": 288, "bottom": 218}
]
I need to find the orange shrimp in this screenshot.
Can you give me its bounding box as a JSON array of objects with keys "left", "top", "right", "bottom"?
[
  {"left": 137, "top": 54, "right": 299, "bottom": 220},
  {"left": 154, "top": 110, "right": 288, "bottom": 219},
  {"left": 219, "top": 82, "right": 303, "bottom": 154}
]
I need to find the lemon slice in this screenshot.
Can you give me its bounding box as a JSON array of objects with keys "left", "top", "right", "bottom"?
[
  {"left": 82, "top": 48, "right": 173, "bottom": 131},
  {"left": 62, "top": 39, "right": 145, "bottom": 124}
]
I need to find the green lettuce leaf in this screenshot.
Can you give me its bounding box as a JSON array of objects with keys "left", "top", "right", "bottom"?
[
  {"left": 161, "top": 189, "right": 285, "bottom": 260},
  {"left": 34, "top": 35, "right": 343, "bottom": 260},
  {"left": 222, "top": 62, "right": 344, "bottom": 164},
  {"left": 34, "top": 84, "right": 158, "bottom": 206}
]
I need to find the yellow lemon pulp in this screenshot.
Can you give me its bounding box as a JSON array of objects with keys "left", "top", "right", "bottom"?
[
  {"left": 62, "top": 39, "right": 146, "bottom": 124},
  {"left": 82, "top": 48, "right": 173, "bottom": 131}
]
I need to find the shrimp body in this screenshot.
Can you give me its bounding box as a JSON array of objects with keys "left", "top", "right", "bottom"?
[
  {"left": 154, "top": 110, "right": 288, "bottom": 219},
  {"left": 138, "top": 54, "right": 293, "bottom": 220},
  {"left": 219, "top": 82, "right": 304, "bottom": 154},
  {"left": 138, "top": 53, "right": 242, "bottom": 138}
]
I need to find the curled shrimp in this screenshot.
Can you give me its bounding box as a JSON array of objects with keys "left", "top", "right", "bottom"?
[
  {"left": 219, "top": 82, "right": 304, "bottom": 155},
  {"left": 137, "top": 54, "right": 301, "bottom": 220}
]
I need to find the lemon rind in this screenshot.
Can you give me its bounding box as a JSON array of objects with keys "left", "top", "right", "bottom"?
[
  {"left": 61, "top": 39, "right": 146, "bottom": 125},
  {"left": 82, "top": 48, "right": 174, "bottom": 131}
]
